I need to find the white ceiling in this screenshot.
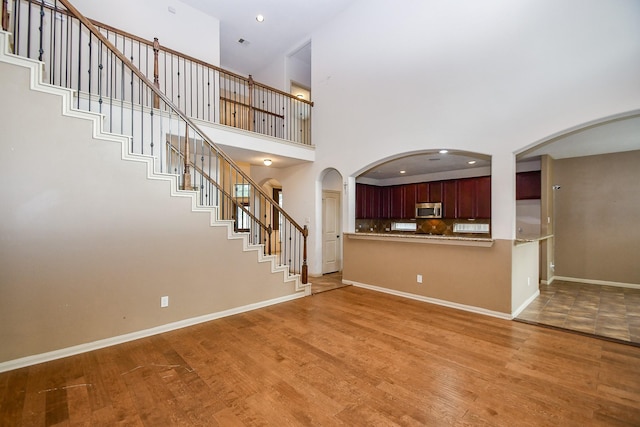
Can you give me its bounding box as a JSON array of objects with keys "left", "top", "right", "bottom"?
[
  {"left": 178, "top": 0, "right": 356, "bottom": 74},
  {"left": 359, "top": 151, "right": 491, "bottom": 181},
  {"left": 177, "top": 1, "right": 640, "bottom": 177}
]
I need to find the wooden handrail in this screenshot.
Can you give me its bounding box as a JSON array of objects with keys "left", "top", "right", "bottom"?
[
  {"left": 220, "top": 96, "right": 285, "bottom": 120},
  {"left": 57, "top": 0, "right": 306, "bottom": 235},
  {"left": 86, "top": 18, "right": 313, "bottom": 106},
  {"left": 15, "top": 1, "right": 313, "bottom": 106},
  {"left": 165, "top": 143, "right": 270, "bottom": 234}
]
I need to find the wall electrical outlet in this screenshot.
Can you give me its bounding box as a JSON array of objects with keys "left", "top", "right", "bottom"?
[
  {"left": 527, "top": 277, "right": 531, "bottom": 286},
  {"left": 160, "top": 296, "right": 169, "bottom": 307},
  {"left": 417, "top": 274, "right": 423, "bottom": 284}
]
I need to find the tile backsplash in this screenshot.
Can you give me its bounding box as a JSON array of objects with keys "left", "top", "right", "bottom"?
[{"left": 355, "top": 218, "right": 490, "bottom": 237}]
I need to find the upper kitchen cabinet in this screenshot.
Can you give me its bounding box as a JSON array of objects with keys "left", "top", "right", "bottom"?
[
  {"left": 442, "top": 180, "right": 457, "bottom": 218},
  {"left": 357, "top": 177, "right": 492, "bottom": 219},
  {"left": 516, "top": 170, "right": 541, "bottom": 200},
  {"left": 475, "top": 176, "right": 492, "bottom": 219},
  {"left": 456, "top": 178, "right": 476, "bottom": 218},
  {"left": 389, "top": 185, "right": 404, "bottom": 218},
  {"left": 402, "top": 184, "right": 418, "bottom": 219},
  {"left": 449, "top": 176, "right": 492, "bottom": 219},
  {"left": 356, "top": 183, "right": 381, "bottom": 219},
  {"left": 428, "top": 182, "right": 443, "bottom": 203},
  {"left": 416, "top": 182, "right": 429, "bottom": 202}
]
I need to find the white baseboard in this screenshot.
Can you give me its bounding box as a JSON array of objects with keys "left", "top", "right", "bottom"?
[
  {"left": 0, "top": 292, "right": 305, "bottom": 373},
  {"left": 344, "top": 280, "right": 512, "bottom": 320},
  {"left": 541, "top": 276, "right": 555, "bottom": 285},
  {"left": 511, "top": 289, "right": 541, "bottom": 318},
  {"left": 553, "top": 276, "right": 640, "bottom": 290}
]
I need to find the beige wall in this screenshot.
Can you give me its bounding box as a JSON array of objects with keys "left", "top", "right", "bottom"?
[
  {"left": 343, "top": 237, "right": 513, "bottom": 314},
  {"left": 0, "top": 60, "right": 300, "bottom": 364},
  {"left": 554, "top": 150, "right": 640, "bottom": 285}
]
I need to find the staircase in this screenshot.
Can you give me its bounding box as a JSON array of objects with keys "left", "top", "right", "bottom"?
[{"left": 0, "top": 2, "right": 310, "bottom": 371}]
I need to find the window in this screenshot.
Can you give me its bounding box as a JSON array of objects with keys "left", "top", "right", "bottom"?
[
  {"left": 273, "top": 187, "right": 282, "bottom": 230},
  {"left": 234, "top": 183, "right": 250, "bottom": 198},
  {"left": 236, "top": 203, "right": 250, "bottom": 232}
]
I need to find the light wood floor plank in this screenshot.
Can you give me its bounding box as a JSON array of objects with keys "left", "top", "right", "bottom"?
[{"left": 2, "top": 286, "right": 640, "bottom": 426}]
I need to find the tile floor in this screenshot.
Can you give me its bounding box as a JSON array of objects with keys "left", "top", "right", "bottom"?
[
  {"left": 310, "top": 272, "right": 348, "bottom": 294},
  {"left": 517, "top": 280, "right": 640, "bottom": 344}
]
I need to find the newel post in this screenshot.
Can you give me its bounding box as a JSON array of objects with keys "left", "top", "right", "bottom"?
[
  {"left": 248, "top": 74, "right": 254, "bottom": 132},
  {"left": 153, "top": 37, "right": 160, "bottom": 109},
  {"left": 302, "top": 225, "right": 308, "bottom": 284},
  {"left": 2, "top": 0, "right": 8, "bottom": 32}
]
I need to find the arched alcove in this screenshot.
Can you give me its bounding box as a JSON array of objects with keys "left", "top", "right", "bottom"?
[
  {"left": 353, "top": 150, "right": 492, "bottom": 236},
  {"left": 514, "top": 110, "right": 640, "bottom": 343}
]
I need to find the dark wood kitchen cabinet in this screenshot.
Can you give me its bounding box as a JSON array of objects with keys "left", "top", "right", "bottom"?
[
  {"left": 356, "top": 183, "right": 365, "bottom": 218},
  {"left": 356, "top": 183, "right": 381, "bottom": 219},
  {"left": 475, "top": 176, "right": 491, "bottom": 219},
  {"left": 403, "top": 184, "right": 417, "bottom": 219},
  {"left": 390, "top": 185, "right": 404, "bottom": 218},
  {"left": 442, "top": 180, "right": 457, "bottom": 218},
  {"left": 428, "top": 181, "right": 443, "bottom": 203},
  {"left": 416, "top": 182, "right": 429, "bottom": 202},
  {"left": 357, "top": 175, "right": 492, "bottom": 220},
  {"left": 456, "top": 178, "right": 475, "bottom": 219},
  {"left": 443, "top": 177, "right": 491, "bottom": 219},
  {"left": 379, "top": 186, "right": 391, "bottom": 218},
  {"left": 368, "top": 184, "right": 380, "bottom": 218},
  {"left": 516, "top": 170, "right": 541, "bottom": 200}
]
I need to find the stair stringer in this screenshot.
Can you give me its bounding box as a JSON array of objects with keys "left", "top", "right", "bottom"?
[{"left": 0, "top": 30, "right": 308, "bottom": 294}]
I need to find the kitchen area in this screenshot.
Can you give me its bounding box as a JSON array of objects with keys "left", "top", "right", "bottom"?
[{"left": 342, "top": 150, "right": 541, "bottom": 318}]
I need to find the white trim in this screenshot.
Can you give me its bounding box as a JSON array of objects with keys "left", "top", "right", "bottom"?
[
  {"left": 541, "top": 276, "right": 556, "bottom": 285},
  {"left": 344, "top": 280, "right": 512, "bottom": 320},
  {"left": 554, "top": 276, "right": 640, "bottom": 290},
  {"left": 0, "top": 292, "right": 306, "bottom": 373},
  {"left": 511, "top": 289, "right": 540, "bottom": 318}
]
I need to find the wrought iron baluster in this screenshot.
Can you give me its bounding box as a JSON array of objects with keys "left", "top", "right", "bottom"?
[{"left": 87, "top": 31, "right": 92, "bottom": 110}]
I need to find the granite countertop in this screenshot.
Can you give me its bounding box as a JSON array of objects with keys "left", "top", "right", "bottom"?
[
  {"left": 514, "top": 234, "right": 554, "bottom": 244},
  {"left": 345, "top": 232, "right": 494, "bottom": 247}
]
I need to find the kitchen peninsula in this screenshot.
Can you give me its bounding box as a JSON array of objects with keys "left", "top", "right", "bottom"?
[{"left": 342, "top": 172, "right": 541, "bottom": 318}]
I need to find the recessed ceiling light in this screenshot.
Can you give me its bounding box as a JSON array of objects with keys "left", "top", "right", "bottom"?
[
  {"left": 296, "top": 94, "right": 304, "bottom": 99},
  {"left": 439, "top": 149, "right": 448, "bottom": 154},
  {"left": 256, "top": 14, "right": 264, "bottom": 22},
  {"left": 400, "top": 170, "right": 406, "bottom": 174},
  {"left": 467, "top": 160, "right": 477, "bottom": 165},
  {"left": 263, "top": 159, "right": 272, "bottom": 166}
]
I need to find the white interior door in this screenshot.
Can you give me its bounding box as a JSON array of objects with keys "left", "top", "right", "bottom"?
[{"left": 322, "top": 190, "right": 341, "bottom": 274}]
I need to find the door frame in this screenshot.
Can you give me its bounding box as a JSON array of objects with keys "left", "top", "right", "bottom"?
[{"left": 322, "top": 189, "right": 342, "bottom": 274}]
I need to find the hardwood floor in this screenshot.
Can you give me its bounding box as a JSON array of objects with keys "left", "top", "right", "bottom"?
[{"left": 2, "top": 286, "right": 640, "bottom": 426}]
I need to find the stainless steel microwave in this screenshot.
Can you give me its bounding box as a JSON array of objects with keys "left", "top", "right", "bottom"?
[{"left": 415, "top": 202, "right": 442, "bottom": 218}]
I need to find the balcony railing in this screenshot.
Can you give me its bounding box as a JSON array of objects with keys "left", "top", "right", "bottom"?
[
  {"left": 2, "top": 0, "right": 313, "bottom": 146},
  {"left": 2, "top": 0, "right": 308, "bottom": 283}
]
